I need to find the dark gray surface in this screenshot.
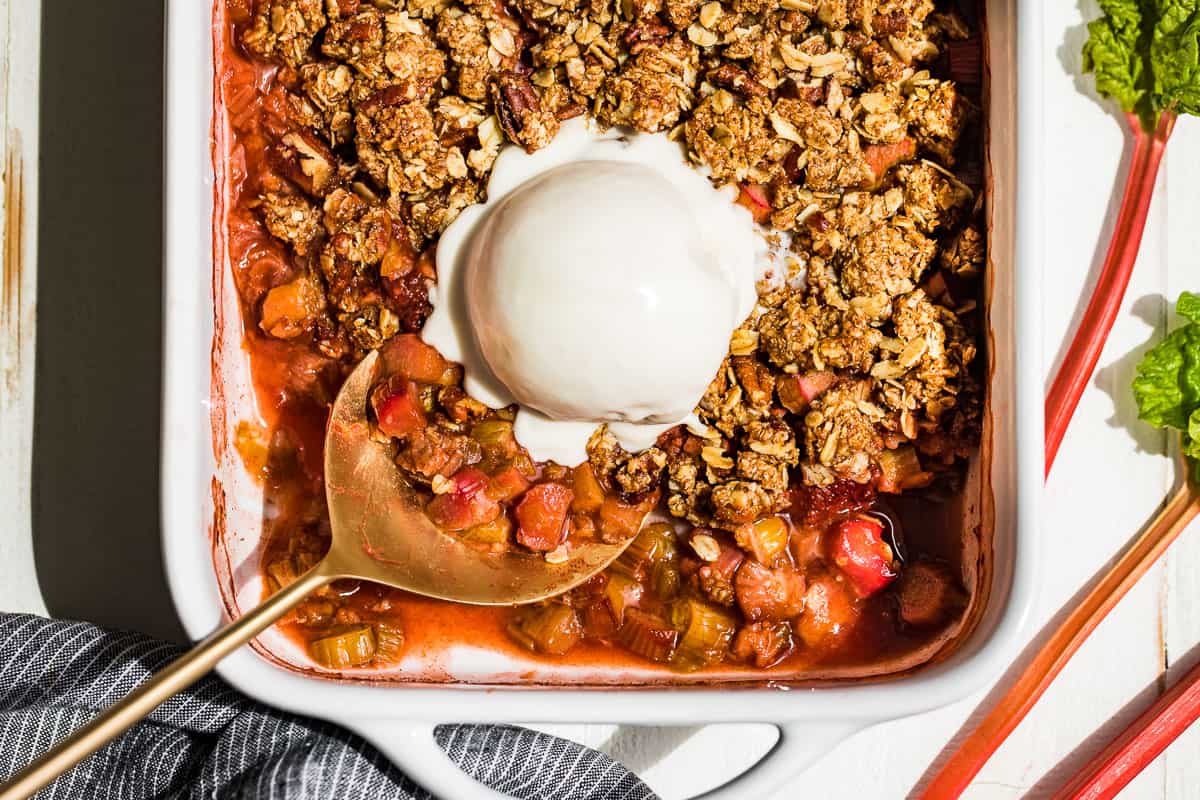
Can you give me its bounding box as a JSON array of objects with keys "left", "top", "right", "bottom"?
[{"left": 33, "top": 0, "right": 186, "bottom": 642}]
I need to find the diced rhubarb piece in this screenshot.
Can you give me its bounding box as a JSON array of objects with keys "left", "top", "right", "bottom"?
[
  {"left": 735, "top": 183, "right": 772, "bottom": 224},
  {"left": 507, "top": 604, "right": 582, "bottom": 656},
  {"left": 570, "top": 463, "right": 606, "bottom": 514},
  {"left": 374, "top": 380, "right": 426, "bottom": 439},
  {"left": 614, "top": 522, "right": 677, "bottom": 579},
  {"left": 564, "top": 572, "right": 608, "bottom": 607},
  {"left": 735, "top": 517, "right": 791, "bottom": 565},
  {"left": 896, "top": 560, "right": 964, "bottom": 628},
  {"left": 460, "top": 515, "right": 512, "bottom": 545},
  {"left": 795, "top": 576, "right": 858, "bottom": 647},
  {"left": 734, "top": 561, "right": 807, "bottom": 622},
  {"left": 670, "top": 597, "right": 737, "bottom": 670},
  {"left": 380, "top": 333, "right": 460, "bottom": 385},
  {"left": 797, "top": 370, "right": 837, "bottom": 402},
  {"left": 487, "top": 464, "right": 531, "bottom": 502},
  {"left": 617, "top": 609, "right": 679, "bottom": 664},
  {"left": 581, "top": 602, "right": 619, "bottom": 639},
  {"left": 732, "top": 621, "right": 793, "bottom": 668},
  {"left": 777, "top": 370, "right": 837, "bottom": 413},
  {"left": 471, "top": 419, "right": 519, "bottom": 460},
  {"left": 603, "top": 572, "right": 644, "bottom": 626},
  {"left": 832, "top": 516, "right": 898, "bottom": 597},
  {"left": 597, "top": 494, "right": 653, "bottom": 541},
  {"left": 426, "top": 467, "right": 501, "bottom": 531},
  {"left": 515, "top": 482, "right": 574, "bottom": 551},
  {"left": 876, "top": 446, "right": 934, "bottom": 493},
  {"left": 863, "top": 137, "right": 916, "bottom": 183}
]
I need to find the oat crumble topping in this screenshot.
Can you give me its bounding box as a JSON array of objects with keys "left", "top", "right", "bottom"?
[{"left": 241, "top": 0, "right": 985, "bottom": 536}]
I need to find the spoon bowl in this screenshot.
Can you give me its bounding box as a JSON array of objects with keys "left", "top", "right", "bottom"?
[{"left": 322, "top": 350, "right": 641, "bottom": 603}]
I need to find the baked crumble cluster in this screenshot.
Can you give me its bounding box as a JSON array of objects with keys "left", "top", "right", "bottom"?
[{"left": 238, "top": 0, "right": 984, "bottom": 535}]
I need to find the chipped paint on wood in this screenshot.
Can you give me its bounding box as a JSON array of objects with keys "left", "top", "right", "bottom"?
[{"left": 2, "top": 131, "right": 24, "bottom": 362}]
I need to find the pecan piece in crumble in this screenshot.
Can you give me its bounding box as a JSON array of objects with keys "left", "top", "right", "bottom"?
[
  {"left": 491, "top": 71, "right": 560, "bottom": 152},
  {"left": 273, "top": 130, "right": 344, "bottom": 197}
]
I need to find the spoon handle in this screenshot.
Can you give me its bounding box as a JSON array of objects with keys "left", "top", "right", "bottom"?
[{"left": 0, "top": 567, "right": 332, "bottom": 800}]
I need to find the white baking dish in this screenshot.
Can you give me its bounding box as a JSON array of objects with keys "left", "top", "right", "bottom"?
[{"left": 162, "top": 0, "right": 1044, "bottom": 795}]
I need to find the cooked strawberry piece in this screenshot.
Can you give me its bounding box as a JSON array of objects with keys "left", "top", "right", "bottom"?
[
  {"left": 791, "top": 480, "right": 877, "bottom": 527},
  {"left": 735, "top": 183, "right": 771, "bottom": 223},
  {"left": 734, "top": 561, "right": 807, "bottom": 622},
  {"left": 795, "top": 576, "right": 858, "bottom": 647},
  {"left": 426, "top": 467, "right": 500, "bottom": 531},
  {"left": 380, "top": 334, "right": 460, "bottom": 385},
  {"left": 487, "top": 465, "right": 530, "bottom": 502},
  {"left": 832, "top": 516, "right": 898, "bottom": 597},
  {"left": 515, "top": 482, "right": 574, "bottom": 551},
  {"left": 732, "top": 621, "right": 793, "bottom": 668},
  {"left": 374, "top": 380, "right": 426, "bottom": 439}
]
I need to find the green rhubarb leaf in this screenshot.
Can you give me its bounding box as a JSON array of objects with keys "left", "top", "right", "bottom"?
[
  {"left": 1178, "top": 289, "right": 1200, "bottom": 322},
  {"left": 1186, "top": 408, "right": 1200, "bottom": 481},
  {"left": 1083, "top": 0, "right": 1151, "bottom": 116},
  {"left": 1134, "top": 293, "right": 1200, "bottom": 439},
  {"left": 1151, "top": 0, "right": 1200, "bottom": 115}
]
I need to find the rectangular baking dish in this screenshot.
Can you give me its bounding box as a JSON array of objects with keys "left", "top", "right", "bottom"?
[{"left": 162, "top": 0, "right": 1043, "bottom": 795}]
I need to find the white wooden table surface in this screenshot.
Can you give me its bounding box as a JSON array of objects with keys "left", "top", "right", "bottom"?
[{"left": 5, "top": 1, "right": 1200, "bottom": 798}]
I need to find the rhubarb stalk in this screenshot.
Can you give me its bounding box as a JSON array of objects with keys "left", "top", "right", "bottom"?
[
  {"left": 1042, "top": 0, "right": 1200, "bottom": 474},
  {"left": 921, "top": 289, "right": 1200, "bottom": 798},
  {"left": 1045, "top": 111, "right": 1175, "bottom": 474},
  {"left": 916, "top": 484, "right": 1200, "bottom": 799}
]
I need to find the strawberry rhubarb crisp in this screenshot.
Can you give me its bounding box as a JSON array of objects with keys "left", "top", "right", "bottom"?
[{"left": 221, "top": 0, "right": 986, "bottom": 675}]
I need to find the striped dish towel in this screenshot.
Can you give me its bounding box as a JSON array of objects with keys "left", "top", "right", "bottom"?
[{"left": 0, "top": 614, "right": 657, "bottom": 799}]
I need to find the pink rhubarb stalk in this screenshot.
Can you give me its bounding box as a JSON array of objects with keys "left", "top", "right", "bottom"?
[{"left": 1045, "top": 111, "right": 1177, "bottom": 476}]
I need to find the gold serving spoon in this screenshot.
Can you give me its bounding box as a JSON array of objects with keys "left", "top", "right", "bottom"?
[{"left": 0, "top": 350, "right": 642, "bottom": 799}]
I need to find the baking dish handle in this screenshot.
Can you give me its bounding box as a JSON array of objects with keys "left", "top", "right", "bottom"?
[
  {"left": 346, "top": 719, "right": 511, "bottom": 800},
  {"left": 349, "top": 719, "right": 857, "bottom": 799},
  {"left": 690, "top": 721, "right": 860, "bottom": 799}
]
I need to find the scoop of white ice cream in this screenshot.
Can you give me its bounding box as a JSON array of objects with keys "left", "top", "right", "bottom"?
[
  {"left": 466, "top": 160, "right": 740, "bottom": 425},
  {"left": 424, "top": 119, "right": 763, "bottom": 465}
]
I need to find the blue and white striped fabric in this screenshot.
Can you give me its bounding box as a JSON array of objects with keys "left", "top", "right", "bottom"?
[{"left": 0, "top": 614, "right": 657, "bottom": 799}]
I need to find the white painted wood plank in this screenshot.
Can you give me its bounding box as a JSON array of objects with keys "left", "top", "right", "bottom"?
[
  {"left": 1159, "top": 116, "right": 1200, "bottom": 800},
  {"left": 0, "top": 0, "right": 45, "bottom": 616}
]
